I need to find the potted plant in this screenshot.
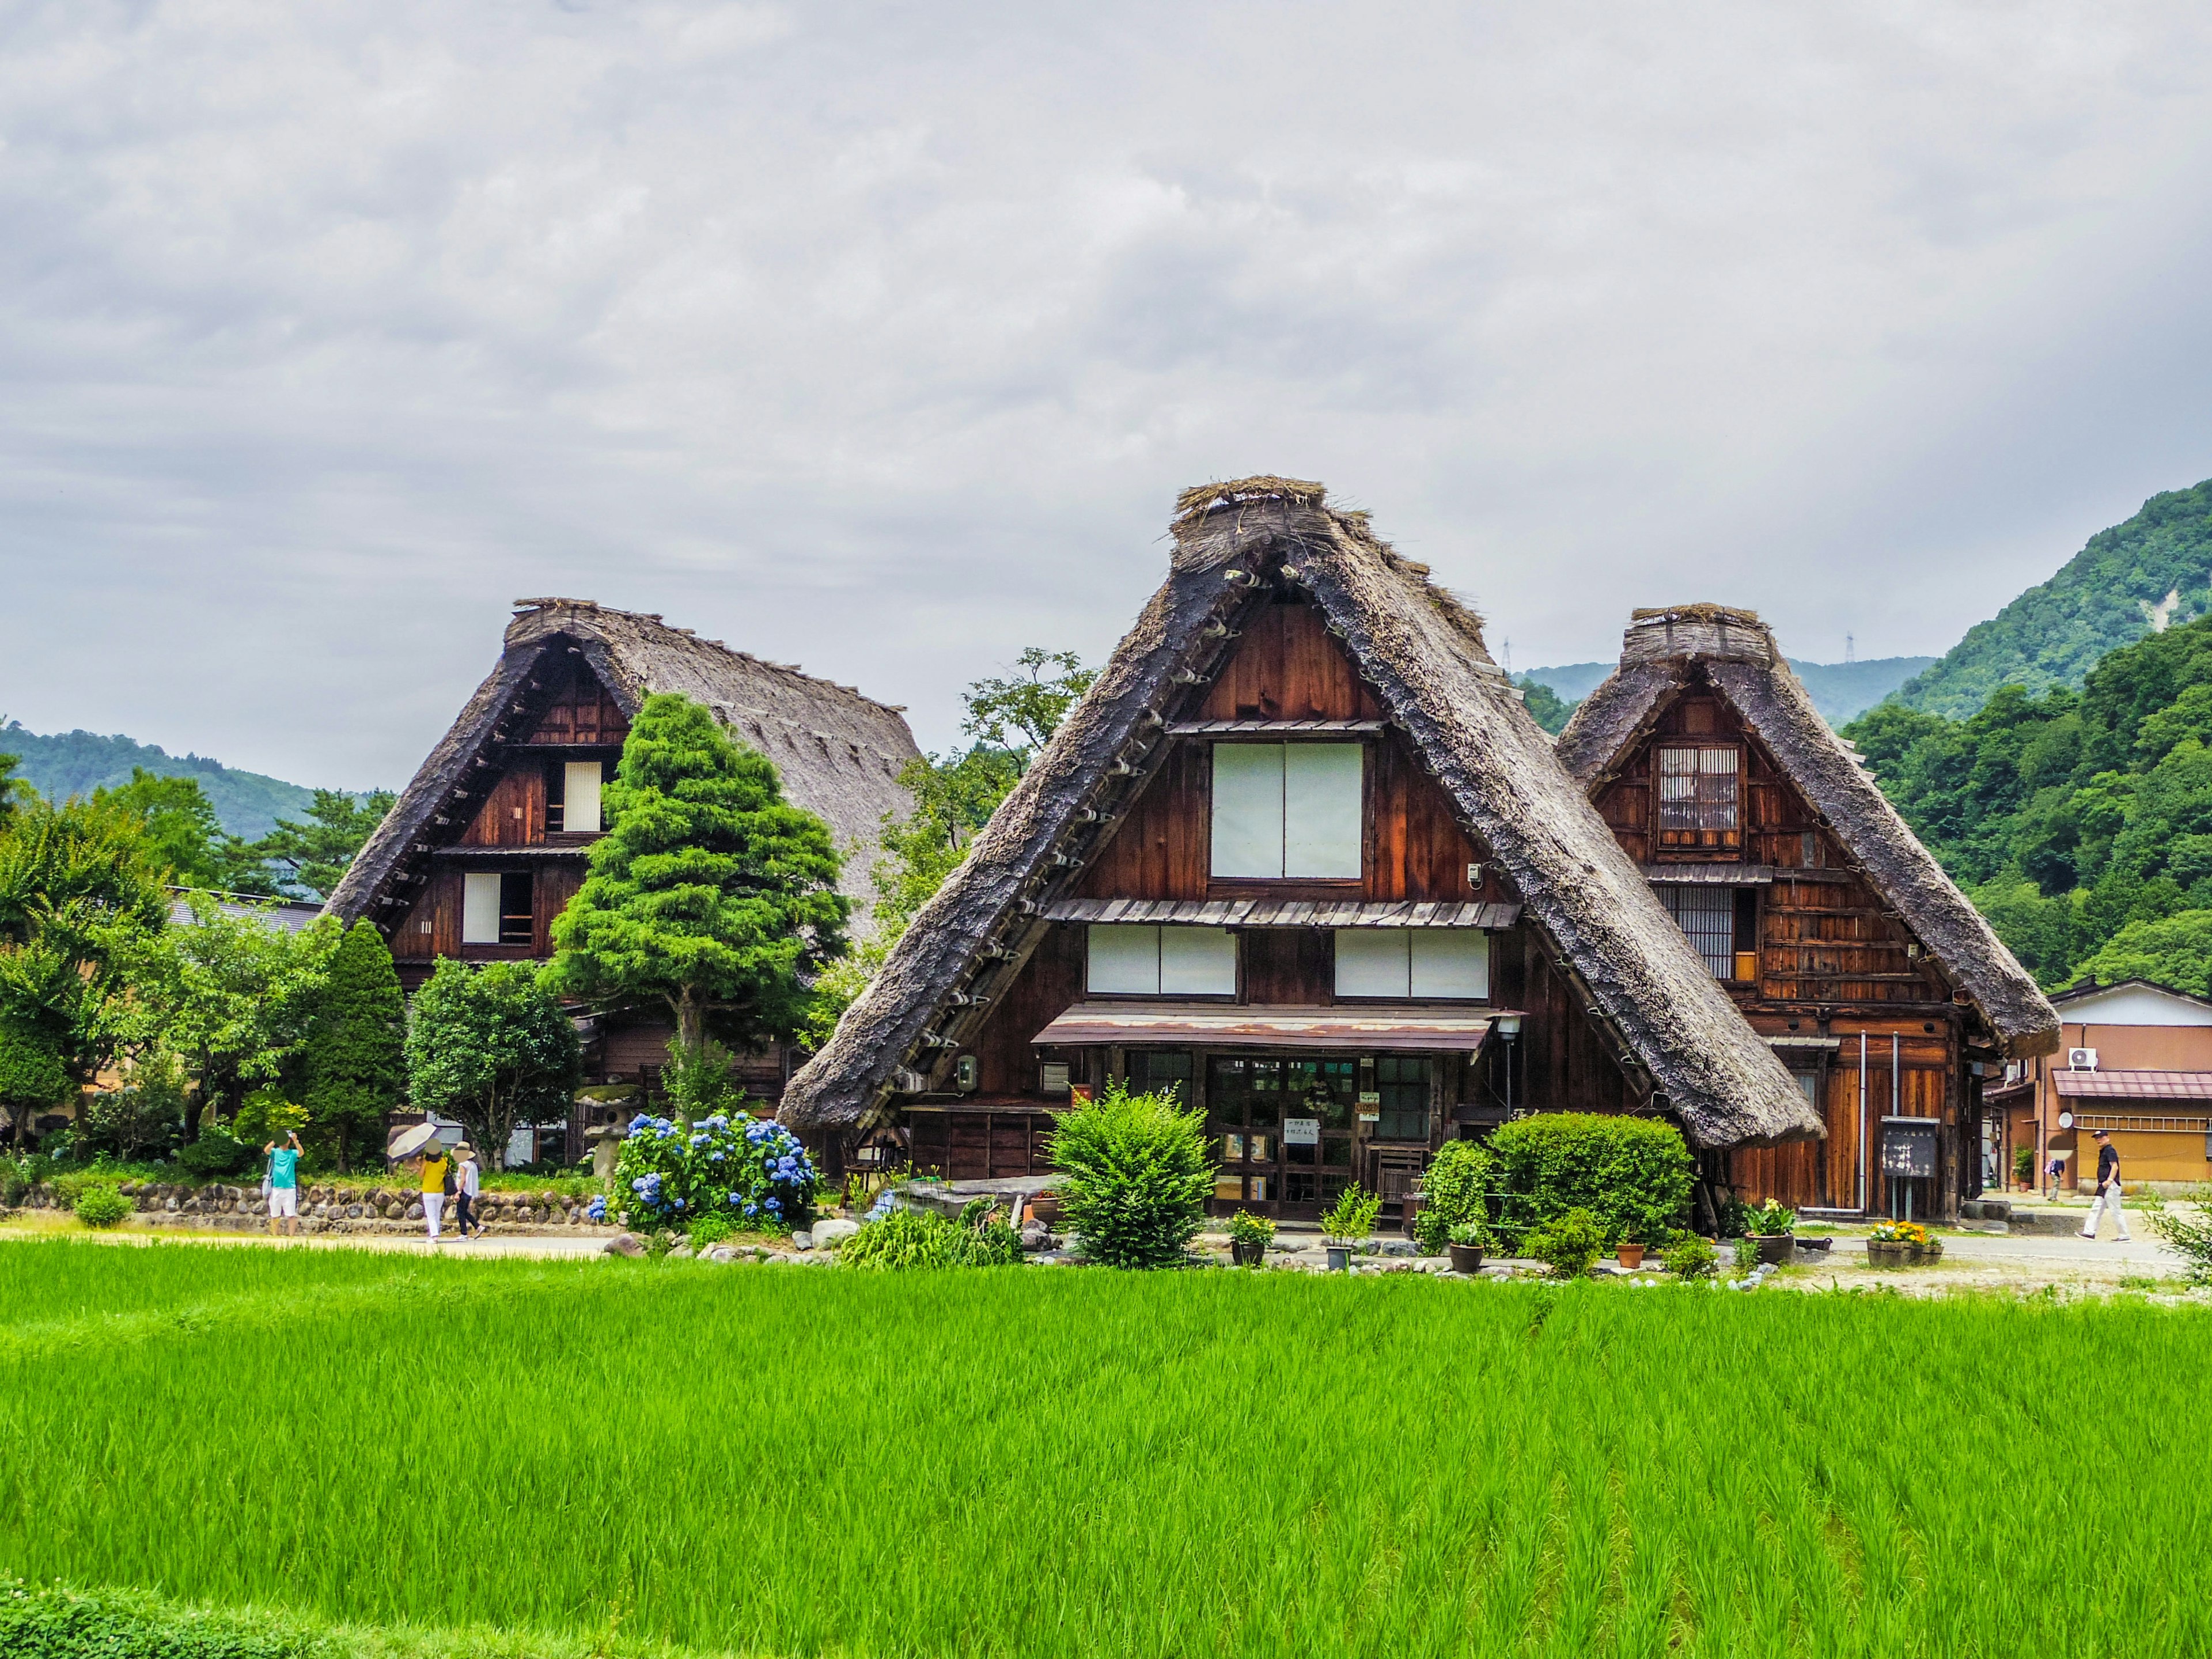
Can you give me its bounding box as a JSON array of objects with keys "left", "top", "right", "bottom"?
[
  {"left": 1446, "top": 1218, "right": 1488, "bottom": 1274},
  {"left": 1225, "top": 1209, "right": 1275, "bottom": 1267},
  {"left": 1745, "top": 1198, "right": 1797, "bottom": 1266},
  {"left": 1866, "top": 1218, "right": 1941, "bottom": 1267},
  {"left": 1615, "top": 1233, "right": 1647, "bottom": 1271},
  {"left": 1319, "top": 1186, "right": 1382, "bottom": 1271}
]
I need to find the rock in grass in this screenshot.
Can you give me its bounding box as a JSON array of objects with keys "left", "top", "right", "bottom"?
[
  {"left": 812, "top": 1218, "right": 861, "bottom": 1251},
  {"left": 604, "top": 1232, "right": 646, "bottom": 1257},
  {"left": 791, "top": 1229, "right": 814, "bottom": 1251}
]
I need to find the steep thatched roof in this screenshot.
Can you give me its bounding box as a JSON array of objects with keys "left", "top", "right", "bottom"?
[
  {"left": 780, "top": 483, "right": 1821, "bottom": 1148},
  {"left": 1556, "top": 605, "right": 2060, "bottom": 1058},
  {"left": 326, "top": 599, "right": 919, "bottom": 931}
]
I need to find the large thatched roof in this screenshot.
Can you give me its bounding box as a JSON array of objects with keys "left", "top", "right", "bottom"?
[
  {"left": 1556, "top": 605, "right": 2059, "bottom": 1058},
  {"left": 779, "top": 482, "right": 1821, "bottom": 1148},
  {"left": 326, "top": 599, "right": 919, "bottom": 930}
]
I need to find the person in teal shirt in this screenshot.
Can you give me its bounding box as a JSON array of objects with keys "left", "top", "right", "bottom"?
[{"left": 263, "top": 1130, "right": 303, "bottom": 1238}]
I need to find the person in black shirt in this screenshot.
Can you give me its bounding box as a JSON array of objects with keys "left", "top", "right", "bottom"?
[{"left": 2079, "top": 1128, "right": 2130, "bottom": 1241}]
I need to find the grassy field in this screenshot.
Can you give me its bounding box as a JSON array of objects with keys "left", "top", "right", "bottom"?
[{"left": 1, "top": 1240, "right": 2205, "bottom": 1658}]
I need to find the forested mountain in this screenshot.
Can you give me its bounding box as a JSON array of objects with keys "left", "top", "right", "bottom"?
[
  {"left": 0, "top": 723, "right": 319, "bottom": 839},
  {"left": 1517, "top": 654, "right": 1931, "bottom": 736},
  {"left": 1891, "top": 478, "right": 2212, "bottom": 719},
  {"left": 1845, "top": 613, "right": 2212, "bottom": 994}
]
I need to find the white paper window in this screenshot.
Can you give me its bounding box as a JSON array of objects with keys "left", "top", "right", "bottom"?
[
  {"left": 462, "top": 873, "right": 503, "bottom": 945},
  {"left": 1334, "top": 929, "right": 1490, "bottom": 1000},
  {"left": 1086, "top": 925, "right": 1236, "bottom": 996},
  {"left": 1210, "top": 743, "right": 1362, "bottom": 879},
  {"left": 563, "top": 762, "right": 604, "bottom": 834}
]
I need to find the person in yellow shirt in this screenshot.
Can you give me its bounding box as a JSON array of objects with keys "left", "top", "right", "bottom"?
[{"left": 414, "top": 1143, "right": 453, "bottom": 1244}]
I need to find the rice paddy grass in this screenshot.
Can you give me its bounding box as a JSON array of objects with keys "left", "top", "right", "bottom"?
[{"left": 2, "top": 1237, "right": 2205, "bottom": 1658}]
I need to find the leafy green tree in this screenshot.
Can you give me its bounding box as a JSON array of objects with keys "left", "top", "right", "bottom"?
[
  {"left": 548, "top": 693, "right": 847, "bottom": 1058},
  {"left": 406, "top": 959, "right": 581, "bottom": 1170},
  {"left": 255, "top": 789, "right": 396, "bottom": 900},
  {"left": 0, "top": 1014, "right": 69, "bottom": 1146},
  {"left": 89, "top": 768, "right": 267, "bottom": 893},
  {"left": 0, "top": 798, "right": 168, "bottom": 1144},
  {"left": 301, "top": 922, "right": 406, "bottom": 1172},
  {"left": 2071, "top": 911, "right": 2212, "bottom": 997},
  {"left": 0, "top": 751, "right": 25, "bottom": 827},
  {"left": 1047, "top": 1084, "right": 1214, "bottom": 1270},
  {"left": 1516, "top": 677, "right": 1580, "bottom": 736}
]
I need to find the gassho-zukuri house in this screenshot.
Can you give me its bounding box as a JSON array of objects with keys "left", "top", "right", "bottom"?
[
  {"left": 326, "top": 598, "right": 921, "bottom": 1129},
  {"left": 1558, "top": 605, "right": 2059, "bottom": 1219},
  {"left": 782, "top": 478, "right": 1832, "bottom": 1226}
]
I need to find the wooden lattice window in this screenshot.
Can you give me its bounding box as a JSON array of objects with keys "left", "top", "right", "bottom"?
[{"left": 1656, "top": 745, "right": 1740, "bottom": 848}]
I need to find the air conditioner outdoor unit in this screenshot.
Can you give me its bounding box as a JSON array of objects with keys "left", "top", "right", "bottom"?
[{"left": 2068, "top": 1048, "right": 2099, "bottom": 1071}]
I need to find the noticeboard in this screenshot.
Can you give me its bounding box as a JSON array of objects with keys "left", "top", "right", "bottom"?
[
  {"left": 1880, "top": 1116, "right": 1938, "bottom": 1180},
  {"left": 1282, "top": 1118, "right": 1320, "bottom": 1146}
]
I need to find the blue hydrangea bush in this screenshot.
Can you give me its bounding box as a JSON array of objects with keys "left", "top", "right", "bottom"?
[{"left": 609, "top": 1112, "right": 819, "bottom": 1236}]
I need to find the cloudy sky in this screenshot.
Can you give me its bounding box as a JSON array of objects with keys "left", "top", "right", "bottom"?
[{"left": 6, "top": 1, "right": 2212, "bottom": 789}]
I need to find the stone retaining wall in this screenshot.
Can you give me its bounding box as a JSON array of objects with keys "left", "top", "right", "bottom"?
[{"left": 15, "top": 1181, "right": 619, "bottom": 1237}]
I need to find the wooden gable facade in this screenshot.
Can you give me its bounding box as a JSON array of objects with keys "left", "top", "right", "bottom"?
[{"left": 1560, "top": 608, "right": 2061, "bottom": 1219}]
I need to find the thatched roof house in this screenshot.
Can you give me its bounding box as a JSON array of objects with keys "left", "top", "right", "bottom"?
[
  {"left": 782, "top": 482, "right": 1820, "bottom": 1158},
  {"left": 327, "top": 598, "right": 920, "bottom": 937},
  {"left": 1556, "top": 604, "right": 2058, "bottom": 1062}
]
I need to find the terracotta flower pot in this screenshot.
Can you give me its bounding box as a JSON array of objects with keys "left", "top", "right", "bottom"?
[
  {"left": 1616, "top": 1242, "right": 1646, "bottom": 1270},
  {"left": 1447, "top": 1243, "right": 1484, "bottom": 1274}
]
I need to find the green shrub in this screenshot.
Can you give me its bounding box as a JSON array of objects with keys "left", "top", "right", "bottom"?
[
  {"left": 1521, "top": 1207, "right": 1607, "bottom": 1279},
  {"left": 840, "top": 1202, "right": 1021, "bottom": 1270},
  {"left": 1412, "top": 1140, "right": 1495, "bottom": 1252},
  {"left": 1448, "top": 1218, "right": 1490, "bottom": 1248},
  {"left": 178, "top": 1129, "right": 255, "bottom": 1180},
  {"left": 1486, "top": 1113, "right": 1694, "bottom": 1246},
  {"left": 1319, "top": 1185, "right": 1382, "bottom": 1244},
  {"left": 0, "top": 1578, "right": 324, "bottom": 1659},
  {"left": 2146, "top": 1184, "right": 2212, "bottom": 1285},
  {"left": 1662, "top": 1232, "right": 1718, "bottom": 1279},
  {"left": 687, "top": 1210, "right": 737, "bottom": 1250},
  {"left": 74, "top": 1185, "right": 134, "bottom": 1229},
  {"left": 1048, "top": 1085, "right": 1212, "bottom": 1270},
  {"left": 2012, "top": 1144, "right": 2036, "bottom": 1187},
  {"left": 1745, "top": 1199, "right": 1796, "bottom": 1235}
]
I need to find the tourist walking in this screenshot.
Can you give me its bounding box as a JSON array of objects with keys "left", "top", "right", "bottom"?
[
  {"left": 2080, "top": 1128, "right": 2130, "bottom": 1241},
  {"left": 417, "top": 1141, "right": 453, "bottom": 1244},
  {"left": 263, "top": 1130, "right": 302, "bottom": 1238},
  {"left": 453, "top": 1142, "right": 484, "bottom": 1241}
]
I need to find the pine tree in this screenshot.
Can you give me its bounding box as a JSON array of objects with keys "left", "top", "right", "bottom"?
[
  {"left": 302, "top": 921, "right": 406, "bottom": 1171},
  {"left": 546, "top": 693, "right": 847, "bottom": 1058}
]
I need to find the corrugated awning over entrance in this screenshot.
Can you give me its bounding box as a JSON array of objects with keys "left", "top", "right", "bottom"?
[
  {"left": 1040, "top": 898, "right": 1522, "bottom": 929},
  {"left": 1033, "top": 1002, "right": 1508, "bottom": 1051},
  {"left": 2052, "top": 1068, "right": 2212, "bottom": 1101}
]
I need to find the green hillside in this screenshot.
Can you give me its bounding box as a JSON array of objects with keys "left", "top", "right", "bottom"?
[
  {"left": 0, "top": 723, "right": 321, "bottom": 840},
  {"left": 1892, "top": 478, "right": 2212, "bottom": 718},
  {"left": 1518, "top": 655, "right": 1931, "bottom": 734}
]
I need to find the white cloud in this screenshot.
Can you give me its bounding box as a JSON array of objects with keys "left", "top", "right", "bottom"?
[{"left": 3, "top": 0, "right": 2212, "bottom": 784}]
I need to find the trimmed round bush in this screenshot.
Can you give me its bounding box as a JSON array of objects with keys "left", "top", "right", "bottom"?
[
  {"left": 1048, "top": 1085, "right": 1211, "bottom": 1270},
  {"left": 1486, "top": 1112, "right": 1694, "bottom": 1247},
  {"left": 1414, "top": 1140, "right": 1496, "bottom": 1253},
  {"left": 73, "top": 1186, "right": 133, "bottom": 1230},
  {"left": 1522, "top": 1207, "right": 1607, "bottom": 1279}
]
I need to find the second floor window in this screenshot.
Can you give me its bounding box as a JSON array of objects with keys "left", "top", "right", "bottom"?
[
  {"left": 1657, "top": 745, "right": 1739, "bottom": 834},
  {"left": 1211, "top": 743, "right": 1363, "bottom": 880},
  {"left": 1088, "top": 925, "right": 1237, "bottom": 997},
  {"left": 547, "top": 760, "right": 605, "bottom": 833},
  {"left": 463, "top": 871, "right": 535, "bottom": 947}
]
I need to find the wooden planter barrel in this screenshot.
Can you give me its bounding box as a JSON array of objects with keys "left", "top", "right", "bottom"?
[
  {"left": 1866, "top": 1238, "right": 1944, "bottom": 1268},
  {"left": 1751, "top": 1233, "right": 1795, "bottom": 1266}
]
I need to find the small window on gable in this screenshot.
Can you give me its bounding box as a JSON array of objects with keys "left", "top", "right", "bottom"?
[
  {"left": 1657, "top": 745, "right": 1740, "bottom": 836},
  {"left": 547, "top": 760, "right": 605, "bottom": 834},
  {"left": 1333, "top": 929, "right": 1489, "bottom": 1000},
  {"left": 465, "top": 872, "right": 533, "bottom": 947},
  {"left": 1087, "top": 925, "right": 1237, "bottom": 997},
  {"left": 1657, "top": 886, "right": 1734, "bottom": 979},
  {"left": 1211, "top": 743, "right": 1362, "bottom": 879}
]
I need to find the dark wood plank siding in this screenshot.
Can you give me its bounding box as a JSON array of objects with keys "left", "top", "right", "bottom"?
[
  {"left": 968, "top": 925, "right": 1087, "bottom": 1095},
  {"left": 528, "top": 661, "right": 631, "bottom": 746},
  {"left": 1196, "top": 599, "right": 1385, "bottom": 722},
  {"left": 461, "top": 765, "right": 546, "bottom": 847}
]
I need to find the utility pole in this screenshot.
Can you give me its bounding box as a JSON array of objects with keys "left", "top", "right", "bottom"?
[{"left": 1845, "top": 632, "right": 1855, "bottom": 665}]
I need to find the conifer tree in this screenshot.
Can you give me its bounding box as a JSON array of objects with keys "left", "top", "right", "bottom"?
[
  {"left": 547, "top": 693, "right": 847, "bottom": 1058},
  {"left": 303, "top": 920, "right": 406, "bottom": 1171}
]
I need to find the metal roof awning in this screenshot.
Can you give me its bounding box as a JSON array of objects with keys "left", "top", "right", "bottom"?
[
  {"left": 1041, "top": 898, "right": 1521, "bottom": 929},
  {"left": 1033, "top": 1002, "right": 1510, "bottom": 1051},
  {"left": 2052, "top": 1069, "right": 2212, "bottom": 1102},
  {"left": 1643, "top": 864, "right": 1777, "bottom": 886}
]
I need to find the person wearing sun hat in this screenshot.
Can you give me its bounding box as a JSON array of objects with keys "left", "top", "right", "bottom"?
[
  {"left": 453, "top": 1142, "right": 484, "bottom": 1241},
  {"left": 2080, "top": 1128, "right": 2130, "bottom": 1241}
]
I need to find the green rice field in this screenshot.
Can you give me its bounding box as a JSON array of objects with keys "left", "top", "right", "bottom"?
[{"left": 1, "top": 1238, "right": 2204, "bottom": 1658}]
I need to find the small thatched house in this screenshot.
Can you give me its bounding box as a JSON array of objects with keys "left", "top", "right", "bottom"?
[
  {"left": 781, "top": 481, "right": 1817, "bottom": 1221},
  {"left": 1556, "top": 604, "right": 2059, "bottom": 1218},
  {"left": 327, "top": 599, "right": 920, "bottom": 1115}
]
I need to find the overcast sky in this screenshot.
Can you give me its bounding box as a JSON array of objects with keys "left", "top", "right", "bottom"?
[{"left": 6, "top": 1, "right": 2212, "bottom": 789}]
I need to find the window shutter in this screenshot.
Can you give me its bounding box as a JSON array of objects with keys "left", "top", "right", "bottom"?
[
  {"left": 1334, "top": 929, "right": 1410, "bottom": 997},
  {"left": 1087, "top": 925, "right": 1161, "bottom": 994},
  {"left": 1210, "top": 745, "right": 1284, "bottom": 877},
  {"left": 462, "top": 873, "right": 503, "bottom": 945},
  {"left": 1160, "top": 927, "right": 1237, "bottom": 995},
  {"left": 1410, "top": 930, "right": 1488, "bottom": 999},
  {"left": 563, "top": 762, "right": 603, "bottom": 834},
  {"left": 1283, "top": 744, "right": 1363, "bottom": 877}
]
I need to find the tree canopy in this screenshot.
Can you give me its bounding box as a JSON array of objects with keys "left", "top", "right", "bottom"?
[
  {"left": 406, "top": 959, "right": 581, "bottom": 1169},
  {"left": 301, "top": 921, "right": 406, "bottom": 1171},
  {"left": 547, "top": 692, "right": 847, "bottom": 1056}
]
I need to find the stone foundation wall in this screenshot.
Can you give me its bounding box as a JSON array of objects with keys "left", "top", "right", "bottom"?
[{"left": 15, "top": 1181, "right": 618, "bottom": 1237}]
